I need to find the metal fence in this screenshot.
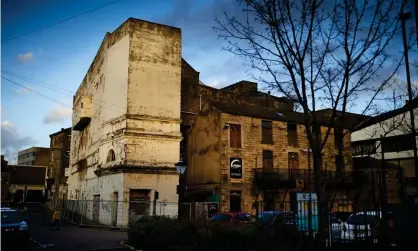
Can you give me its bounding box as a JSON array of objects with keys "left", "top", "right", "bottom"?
[
  {"left": 49, "top": 199, "right": 219, "bottom": 227},
  {"left": 50, "top": 199, "right": 179, "bottom": 227}
]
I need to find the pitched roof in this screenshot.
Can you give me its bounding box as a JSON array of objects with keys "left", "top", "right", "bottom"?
[
  {"left": 49, "top": 127, "right": 72, "bottom": 137},
  {"left": 209, "top": 101, "right": 369, "bottom": 129}
]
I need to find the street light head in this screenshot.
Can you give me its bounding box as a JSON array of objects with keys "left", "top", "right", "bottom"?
[{"left": 175, "top": 160, "right": 187, "bottom": 174}]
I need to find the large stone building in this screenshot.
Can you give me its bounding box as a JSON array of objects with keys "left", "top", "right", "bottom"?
[
  {"left": 185, "top": 102, "right": 367, "bottom": 214},
  {"left": 46, "top": 128, "right": 71, "bottom": 202},
  {"left": 17, "top": 147, "right": 50, "bottom": 166},
  {"left": 68, "top": 18, "right": 295, "bottom": 226},
  {"left": 68, "top": 18, "right": 183, "bottom": 226}
]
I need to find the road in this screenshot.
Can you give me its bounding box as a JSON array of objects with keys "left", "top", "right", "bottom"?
[{"left": 5, "top": 203, "right": 131, "bottom": 251}]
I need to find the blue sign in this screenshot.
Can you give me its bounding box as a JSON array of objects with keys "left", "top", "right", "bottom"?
[{"left": 295, "top": 192, "right": 318, "bottom": 232}]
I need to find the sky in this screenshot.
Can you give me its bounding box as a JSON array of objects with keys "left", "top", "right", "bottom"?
[
  {"left": 1, "top": 0, "right": 417, "bottom": 163},
  {"left": 1, "top": 0, "right": 250, "bottom": 162}
]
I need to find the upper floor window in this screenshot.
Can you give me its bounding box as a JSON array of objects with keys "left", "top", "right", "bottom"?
[
  {"left": 287, "top": 123, "right": 298, "bottom": 147},
  {"left": 262, "top": 150, "right": 274, "bottom": 170},
  {"left": 382, "top": 134, "right": 415, "bottom": 153},
  {"left": 261, "top": 120, "right": 273, "bottom": 144},
  {"left": 352, "top": 140, "right": 377, "bottom": 156},
  {"left": 230, "top": 124, "right": 242, "bottom": 148},
  {"left": 106, "top": 149, "right": 116, "bottom": 162}
]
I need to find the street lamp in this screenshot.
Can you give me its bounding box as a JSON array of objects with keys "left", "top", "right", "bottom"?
[
  {"left": 175, "top": 157, "right": 187, "bottom": 219},
  {"left": 175, "top": 158, "right": 187, "bottom": 175}
]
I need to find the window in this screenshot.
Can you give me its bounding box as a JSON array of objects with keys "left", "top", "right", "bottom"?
[
  {"left": 335, "top": 155, "right": 344, "bottom": 171},
  {"left": 230, "top": 191, "right": 242, "bottom": 213},
  {"left": 52, "top": 138, "right": 55, "bottom": 146},
  {"left": 352, "top": 140, "right": 377, "bottom": 156},
  {"left": 262, "top": 120, "right": 273, "bottom": 144},
  {"left": 81, "top": 102, "right": 84, "bottom": 109},
  {"left": 107, "top": 149, "right": 116, "bottom": 162},
  {"left": 334, "top": 128, "right": 344, "bottom": 150},
  {"left": 287, "top": 123, "right": 298, "bottom": 146},
  {"left": 230, "top": 124, "right": 242, "bottom": 148},
  {"left": 262, "top": 150, "right": 274, "bottom": 170},
  {"left": 382, "top": 134, "right": 415, "bottom": 153}
]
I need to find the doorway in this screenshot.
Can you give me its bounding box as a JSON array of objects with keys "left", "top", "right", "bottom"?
[
  {"left": 112, "top": 192, "right": 118, "bottom": 226},
  {"left": 230, "top": 191, "right": 241, "bottom": 212},
  {"left": 93, "top": 195, "right": 100, "bottom": 223},
  {"left": 263, "top": 191, "right": 276, "bottom": 211}
]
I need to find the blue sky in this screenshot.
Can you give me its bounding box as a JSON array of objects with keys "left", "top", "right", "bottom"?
[
  {"left": 1, "top": 0, "right": 250, "bottom": 162},
  {"left": 1, "top": 0, "right": 417, "bottom": 163}
]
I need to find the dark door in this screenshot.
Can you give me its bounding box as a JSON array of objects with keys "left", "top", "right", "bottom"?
[
  {"left": 230, "top": 191, "right": 241, "bottom": 212},
  {"left": 93, "top": 195, "right": 100, "bottom": 223},
  {"left": 129, "top": 189, "right": 150, "bottom": 222},
  {"left": 112, "top": 192, "right": 118, "bottom": 226}
]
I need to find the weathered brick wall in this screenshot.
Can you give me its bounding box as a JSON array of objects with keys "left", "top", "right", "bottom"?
[{"left": 215, "top": 112, "right": 352, "bottom": 213}]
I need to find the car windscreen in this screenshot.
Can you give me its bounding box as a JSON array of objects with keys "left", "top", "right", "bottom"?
[
  {"left": 1, "top": 211, "right": 23, "bottom": 224},
  {"left": 334, "top": 212, "right": 351, "bottom": 222},
  {"left": 346, "top": 214, "right": 376, "bottom": 225}
]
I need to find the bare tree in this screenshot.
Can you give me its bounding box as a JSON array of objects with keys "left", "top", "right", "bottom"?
[{"left": 215, "top": 0, "right": 404, "bottom": 244}]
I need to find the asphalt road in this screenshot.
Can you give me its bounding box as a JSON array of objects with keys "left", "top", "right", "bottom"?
[{"left": 8, "top": 203, "right": 131, "bottom": 251}]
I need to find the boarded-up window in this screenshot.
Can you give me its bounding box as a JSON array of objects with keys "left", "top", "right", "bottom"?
[
  {"left": 334, "top": 128, "right": 344, "bottom": 150},
  {"left": 262, "top": 120, "right": 273, "bottom": 144},
  {"left": 230, "top": 124, "right": 242, "bottom": 148},
  {"left": 263, "top": 150, "right": 274, "bottom": 170},
  {"left": 287, "top": 123, "right": 297, "bottom": 147}
]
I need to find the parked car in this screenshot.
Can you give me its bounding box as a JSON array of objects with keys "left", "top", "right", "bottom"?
[
  {"left": 340, "top": 210, "right": 381, "bottom": 242},
  {"left": 210, "top": 212, "right": 253, "bottom": 223},
  {"left": 1, "top": 207, "right": 30, "bottom": 248},
  {"left": 330, "top": 211, "right": 352, "bottom": 242},
  {"left": 257, "top": 210, "right": 294, "bottom": 225}
]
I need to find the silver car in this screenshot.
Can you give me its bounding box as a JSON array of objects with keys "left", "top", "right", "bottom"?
[{"left": 340, "top": 210, "right": 380, "bottom": 242}]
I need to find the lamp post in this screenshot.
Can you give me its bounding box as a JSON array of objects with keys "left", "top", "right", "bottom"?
[{"left": 175, "top": 157, "right": 187, "bottom": 219}]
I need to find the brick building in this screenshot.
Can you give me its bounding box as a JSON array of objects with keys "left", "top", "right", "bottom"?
[
  {"left": 47, "top": 128, "right": 71, "bottom": 202},
  {"left": 185, "top": 102, "right": 367, "bottom": 214},
  {"left": 17, "top": 147, "right": 50, "bottom": 166},
  {"left": 1, "top": 155, "right": 10, "bottom": 202}
]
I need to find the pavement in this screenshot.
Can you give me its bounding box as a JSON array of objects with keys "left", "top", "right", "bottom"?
[{"left": 12, "top": 203, "right": 132, "bottom": 251}]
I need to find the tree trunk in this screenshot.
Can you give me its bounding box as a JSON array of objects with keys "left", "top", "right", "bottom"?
[{"left": 313, "top": 152, "right": 329, "bottom": 248}]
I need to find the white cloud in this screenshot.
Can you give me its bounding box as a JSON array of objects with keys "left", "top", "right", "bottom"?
[
  {"left": 1, "top": 120, "right": 36, "bottom": 159},
  {"left": 43, "top": 107, "right": 72, "bottom": 124},
  {"left": 17, "top": 52, "right": 34, "bottom": 62}
]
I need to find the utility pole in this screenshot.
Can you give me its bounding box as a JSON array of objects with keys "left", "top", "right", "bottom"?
[
  {"left": 415, "top": 0, "right": 418, "bottom": 52},
  {"left": 400, "top": 10, "right": 418, "bottom": 194}
]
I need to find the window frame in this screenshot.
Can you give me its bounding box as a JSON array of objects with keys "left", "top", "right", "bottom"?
[
  {"left": 229, "top": 123, "right": 242, "bottom": 148},
  {"left": 287, "top": 123, "right": 298, "bottom": 147},
  {"left": 261, "top": 120, "right": 273, "bottom": 144}
]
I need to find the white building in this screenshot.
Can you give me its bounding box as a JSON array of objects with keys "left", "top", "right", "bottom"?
[
  {"left": 351, "top": 99, "right": 418, "bottom": 195},
  {"left": 67, "top": 18, "right": 182, "bottom": 226}
]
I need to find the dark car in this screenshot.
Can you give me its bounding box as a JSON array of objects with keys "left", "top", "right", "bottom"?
[
  {"left": 210, "top": 212, "right": 253, "bottom": 223},
  {"left": 1, "top": 208, "right": 30, "bottom": 248}
]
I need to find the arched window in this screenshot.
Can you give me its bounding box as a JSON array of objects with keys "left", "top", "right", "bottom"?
[{"left": 106, "top": 149, "right": 115, "bottom": 163}]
